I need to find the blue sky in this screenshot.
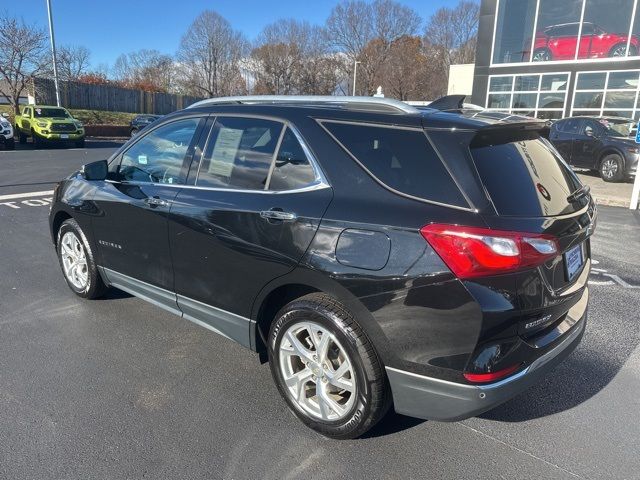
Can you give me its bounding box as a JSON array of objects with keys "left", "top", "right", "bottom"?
[{"left": 10, "top": 0, "right": 460, "bottom": 70}]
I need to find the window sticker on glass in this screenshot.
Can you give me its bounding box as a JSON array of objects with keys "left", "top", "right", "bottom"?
[
  {"left": 209, "top": 127, "right": 243, "bottom": 177},
  {"left": 138, "top": 155, "right": 148, "bottom": 165}
]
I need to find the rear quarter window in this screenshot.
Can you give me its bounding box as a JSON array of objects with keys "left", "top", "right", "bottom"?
[{"left": 320, "top": 121, "right": 468, "bottom": 208}]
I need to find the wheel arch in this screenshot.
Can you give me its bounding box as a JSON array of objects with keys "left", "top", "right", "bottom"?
[
  {"left": 250, "top": 268, "right": 392, "bottom": 365},
  {"left": 598, "top": 148, "right": 625, "bottom": 170},
  {"left": 51, "top": 210, "right": 72, "bottom": 245}
]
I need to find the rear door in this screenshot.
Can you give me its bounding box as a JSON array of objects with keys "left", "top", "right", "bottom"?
[{"left": 168, "top": 115, "right": 331, "bottom": 343}]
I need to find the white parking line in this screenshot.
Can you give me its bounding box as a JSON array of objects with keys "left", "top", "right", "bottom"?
[{"left": 0, "top": 190, "right": 54, "bottom": 201}]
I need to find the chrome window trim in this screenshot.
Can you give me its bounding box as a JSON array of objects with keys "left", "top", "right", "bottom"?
[
  {"left": 193, "top": 113, "right": 330, "bottom": 192},
  {"left": 316, "top": 119, "right": 475, "bottom": 212},
  {"left": 104, "top": 178, "right": 330, "bottom": 195}
]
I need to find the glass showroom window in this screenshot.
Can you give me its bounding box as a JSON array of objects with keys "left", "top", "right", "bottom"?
[
  {"left": 572, "top": 70, "right": 640, "bottom": 119},
  {"left": 486, "top": 73, "right": 569, "bottom": 119},
  {"left": 492, "top": 0, "right": 640, "bottom": 65}
]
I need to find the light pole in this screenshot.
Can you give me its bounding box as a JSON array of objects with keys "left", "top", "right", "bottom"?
[
  {"left": 352, "top": 60, "right": 361, "bottom": 96},
  {"left": 46, "top": 0, "right": 61, "bottom": 107}
]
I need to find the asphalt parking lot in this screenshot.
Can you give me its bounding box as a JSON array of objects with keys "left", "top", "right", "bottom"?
[{"left": 1, "top": 142, "right": 639, "bottom": 479}]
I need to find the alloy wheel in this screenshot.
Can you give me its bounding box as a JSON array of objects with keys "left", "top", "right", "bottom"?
[
  {"left": 611, "top": 45, "right": 627, "bottom": 57},
  {"left": 278, "top": 321, "right": 357, "bottom": 421},
  {"left": 601, "top": 158, "right": 618, "bottom": 179},
  {"left": 60, "top": 231, "right": 89, "bottom": 290}
]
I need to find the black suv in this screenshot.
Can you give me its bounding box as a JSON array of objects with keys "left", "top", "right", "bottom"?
[
  {"left": 49, "top": 95, "right": 595, "bottom": 439},
  {"left": 129, "top": 114, "right": 161, "bottom": 136},
  {"left": 549, "top": 116, "right": 639, "bottom": 182}
]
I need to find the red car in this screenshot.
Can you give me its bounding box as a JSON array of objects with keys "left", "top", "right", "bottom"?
[{"left": 533, "top": 22, "right": 638, "bottom": 61}]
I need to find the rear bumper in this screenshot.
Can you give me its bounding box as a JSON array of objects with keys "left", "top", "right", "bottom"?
[{"left": 387, "top": 309, "right": 586, "bottom": 421}]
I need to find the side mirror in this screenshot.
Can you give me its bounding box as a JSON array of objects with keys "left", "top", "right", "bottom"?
[
  {"left": 81, "top": 160, "right": 108, "bottom": 181},
  {"left": 1, "top": 113, "right": 8, "bottom": 118},
  {"left": 584, "top": 126, "right": 594, "bottom": 137}
]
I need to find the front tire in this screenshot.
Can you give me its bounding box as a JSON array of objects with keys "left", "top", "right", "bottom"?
[
  {"left": 18, "top": 129, "right": 27, "bottom": 144},
  {"left": 57, "top": 218, "right": 107, "bottom": 299},
  {"left": 75, "top": 138, "right": 85, "bottom": 148},
  {"left": 600, "top": 153, "right": 624, "bottom": 182},
  {"left": 5, "top": 138, "right": 15, "bottom": 150},
  {"left": 268, "top": 293, "right": 390, "bottom": 439}
]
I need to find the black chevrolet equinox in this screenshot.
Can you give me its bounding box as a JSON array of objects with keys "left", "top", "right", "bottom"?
[{"left": 49, "top": 95, "right": 596, "bottom": 439}]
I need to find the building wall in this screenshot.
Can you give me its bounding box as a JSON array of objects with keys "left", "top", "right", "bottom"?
[
  {"left": 473, "top": 0, "right": 640, "bottom": 120},
  {"left": 447, "top": 64, "right": 475, "bottom": 96}
]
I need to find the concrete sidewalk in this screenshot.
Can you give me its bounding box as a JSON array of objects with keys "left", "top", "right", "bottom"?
[{"left": 576, "top": 172, "right": 635, "bottom": 208}]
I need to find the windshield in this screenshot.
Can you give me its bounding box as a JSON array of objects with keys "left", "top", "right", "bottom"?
[
  {"left": 598, "top": 118, "right": 635, "bottom": 137},
  {"left": 33, "top": 107, "right": 69, "bottom": 118}
]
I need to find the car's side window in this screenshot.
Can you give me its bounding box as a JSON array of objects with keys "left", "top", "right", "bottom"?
[
  {"left": 269, "top": 128, "right": 318, "bottom": 191},
  {"left": 197, "top": 117, "right": 284, "bottom": 190},
  {"left": 558, "top": 118, "right": 580, "bottom": 134},
  {"left": 118, "top": 118, "right": 200, "bottom": 185}
]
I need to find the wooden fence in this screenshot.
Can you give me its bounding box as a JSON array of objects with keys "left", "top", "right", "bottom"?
[{"left": 32, "top": 78, "right": 204, "bottom": 115}]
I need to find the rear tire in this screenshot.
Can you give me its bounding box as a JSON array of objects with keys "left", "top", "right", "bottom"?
[
  {"left": 57, "top": 218, "right": 107, "bottom": 299},
  {"left": 268, "top": 293, "right": 390, "bottom": 439},
  {"left": 5, "top": 138, "right": 15, "bottom": 150},
  {"left": 599, "top": 154, "right": 624, "bottom": 182}
]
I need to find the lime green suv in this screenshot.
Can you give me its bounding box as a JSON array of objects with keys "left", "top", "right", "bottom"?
[{"left": 15, "top": 105, "right": 85, "bottom": 147}]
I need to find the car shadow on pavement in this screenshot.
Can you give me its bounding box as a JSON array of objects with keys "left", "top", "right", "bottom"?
[
  {"left": 361, "top": 411, "right": 426, "bottom": 438},
  {"left": 97, "top": 288, "right": 133, "bottom": 301},
  {"left": 480, "top": 325, "right": 638, "bottom": 422}
]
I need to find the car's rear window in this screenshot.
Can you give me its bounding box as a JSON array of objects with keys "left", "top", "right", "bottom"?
[
  {"left": 470, "top": 130, "right": 583, "bottom": 217},
  {"left": 321, "top": 121, "right": 468, "bottom": 208}
]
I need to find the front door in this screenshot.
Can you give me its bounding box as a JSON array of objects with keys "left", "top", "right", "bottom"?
[
  {"left": 92, "top": 116, "right": 206, "bottom": 297},
  {"left": 550, "top": 118, "right": 580, "bottom": 163},
  {"left": 168, "top": 116, "right": 332, "bottom": 345},
  {"left": 571, "top": 119, "right": 602, "bottom": 168}
]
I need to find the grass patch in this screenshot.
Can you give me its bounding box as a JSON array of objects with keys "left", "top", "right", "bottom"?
[{"left": 0, "top": 105, "right": 138, "bottom": 126}]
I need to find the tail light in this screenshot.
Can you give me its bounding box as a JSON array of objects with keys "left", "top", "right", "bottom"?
[
  {"left": 463, "top": 364, "right": 521, "bottom": 383},
  {"left": 420, "top": 224, "right": 559, "bottom": 279}
]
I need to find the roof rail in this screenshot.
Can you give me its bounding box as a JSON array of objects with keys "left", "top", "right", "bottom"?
[{"left": 187, "top": 95, "right": 420, "bottom": 114}]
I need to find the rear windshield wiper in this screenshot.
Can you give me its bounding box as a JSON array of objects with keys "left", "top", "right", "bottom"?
[{"left": 566, "top": 184, "right": 590, "bottom": 203}]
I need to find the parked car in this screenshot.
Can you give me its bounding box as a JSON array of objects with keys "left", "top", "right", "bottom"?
[
  {"left": 533, "top": 22, "right": 639, "bottom": 61},
  {"left": 549, "top": 116, "right": 638, "bottom": 182},
  {"left": 0, "top": 113, "right": 14, "bottom": 150},
  {"left": 129, "top": 114, "right": 161, "bottom": 136},
  {"left": 49, "top": 95, "right": 595, "bottom": 439},
  {"left": 14, "top": 105, "right": 85, "bottom": 147}
]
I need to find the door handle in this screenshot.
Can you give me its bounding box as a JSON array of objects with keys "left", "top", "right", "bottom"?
[
  {"left": 260, "top": 209, "right": 297, "bottom": 222},
  {"left": 144, "top": 197, "right": 169, "bottom": 207}
]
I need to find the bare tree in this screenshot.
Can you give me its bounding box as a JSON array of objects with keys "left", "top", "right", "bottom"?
[
  {"left": 424, "top": 0, "right": 479, "bottom": 93},
  {"left": 0, "top": 14, "right": 48, "bottom": 114},
  {"left": 57, "top": 45, "right": 91, "bottom": 81},
  {"left": 325, "top": 0, "right": 421, "bottom": 95},
  {"left": 374, "top": 36, "right": 428, "bottom": 100},
  {"left": 177, "top": 10, "right": 248, "bottom": 97},
  {"left": 250, "top": 19, "right": 343, "bottom": 95},
  {"left": 113, "top": 49, "right": 175, "bottom": 92}
]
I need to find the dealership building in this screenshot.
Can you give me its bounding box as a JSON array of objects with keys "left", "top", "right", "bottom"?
[{"left": 471, "top": 0, "right": 640, "bottom": 121}]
